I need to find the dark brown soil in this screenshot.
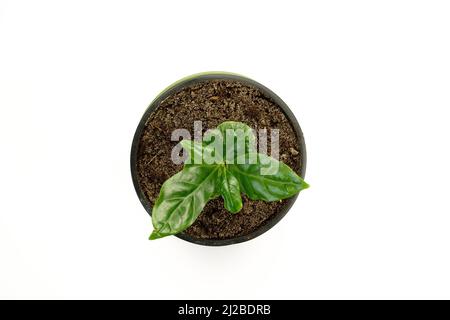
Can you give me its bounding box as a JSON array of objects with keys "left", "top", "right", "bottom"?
[{"left": 136, "top": 79, "right": 303, "bottom": 240}]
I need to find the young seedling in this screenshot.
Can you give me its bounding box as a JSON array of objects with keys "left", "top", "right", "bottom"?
[{"left": 149, "top": 121, "right": 309, "bottom": 240}]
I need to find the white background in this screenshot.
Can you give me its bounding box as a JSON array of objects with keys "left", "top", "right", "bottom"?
[{"left": 1, "top": 0, "right": 449, "bottom": 299}]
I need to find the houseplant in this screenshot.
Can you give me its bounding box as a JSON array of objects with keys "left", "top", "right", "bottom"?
[{"left": 131, "top": 72, "right": 308, "bottom": 245}]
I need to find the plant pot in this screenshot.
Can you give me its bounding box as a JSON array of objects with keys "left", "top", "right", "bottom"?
[{"left": 131, "top": 72, "right": 307, "bottom": 246}]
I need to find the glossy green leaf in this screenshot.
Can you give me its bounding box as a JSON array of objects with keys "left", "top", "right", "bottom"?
[
  {"left": 229, "top": 153, "right": 309, "bottom": 202},
  {"left": 205, "top": 121, "right": 257, "bottom": 162},
  {"left": 179, "top": 140, "right": 203, "bottom": 166},
  {"left": 150, "top": 165, "right": 220, "bottom": 239},
  {"left": 149, "top": 121, "right": 309, "bottom": 240},
  {"left": 180, "top": 139, "right": 224, "bottom": 165},
  {"left": 219, "top": 167, "right": 242, "bottom": 213}
]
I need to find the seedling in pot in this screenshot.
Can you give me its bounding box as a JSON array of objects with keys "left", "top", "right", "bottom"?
[{"left": 150, "top": 121, "right": 309, "bottom": 240}]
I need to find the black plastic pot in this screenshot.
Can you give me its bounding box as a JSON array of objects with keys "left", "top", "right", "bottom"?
[{"left": 131, "top": 72, "right": 307, "bottom": 246}]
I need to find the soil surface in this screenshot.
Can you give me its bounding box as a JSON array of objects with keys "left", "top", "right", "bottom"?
[{"left": 136, "top": 79, "right": 303, "bottom": 240}]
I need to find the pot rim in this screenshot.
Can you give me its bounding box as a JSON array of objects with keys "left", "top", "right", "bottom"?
[{"left": 130, "top": 72, "right": 307, "bottom": 246}]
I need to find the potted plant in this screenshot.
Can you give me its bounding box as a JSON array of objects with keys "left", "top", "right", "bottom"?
[{"left": 131, "top": 72, "right": 308, "bottom": 246}]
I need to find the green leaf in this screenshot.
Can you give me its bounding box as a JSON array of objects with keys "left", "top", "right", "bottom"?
[
  {"left": 204, "top": 121, "right": 257, "bottom": 162},
  {"left": 150, "top": 165, "right": 220, "bottom": 240},
  {"left": 180, "top": 139, "right": 204, "bottom": 165},
  {"left": 229, "top": 153, "right": 309, "bottom": 202},
  {"left": 180, "top": 139, "right": 223, "bottom": 165},
  {"left": 149, "top": 121, "right": 309, "bottom": 240},
  {"left": 216, "top": 121, "right": 255, "bottom": 140},
  {"left": 219, "top": 167, "right": 242, "bottom": 213}
]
